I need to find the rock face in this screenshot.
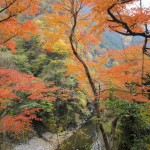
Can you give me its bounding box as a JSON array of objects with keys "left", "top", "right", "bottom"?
[
  {"left": 14, "top": 131, "right": 73, "bottom": 150},
  {"left": 90, "top": 139, "right": 101, "bottom": 150}
]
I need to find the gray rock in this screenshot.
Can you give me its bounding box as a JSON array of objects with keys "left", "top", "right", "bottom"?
[{"left": 14, "top": 131, "right": 73, "bottom": 150}]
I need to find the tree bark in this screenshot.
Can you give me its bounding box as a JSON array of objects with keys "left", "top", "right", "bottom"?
[{"left": 69, "top": 8, "right": 110, "bottom": 150}]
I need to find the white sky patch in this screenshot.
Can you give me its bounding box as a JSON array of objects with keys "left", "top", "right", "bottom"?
[
  {"left": 132, "top": 0, "right": 150, "bottom": 8},
  {"left": 126, "top": 0, "right": 150, "bottom": 12},
  {"left": 142, "top": 0, "right": 150, "bottom": 7}
]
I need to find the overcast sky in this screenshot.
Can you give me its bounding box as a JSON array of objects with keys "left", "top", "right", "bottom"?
[
  {"left": 141, "top": 0, "right": 150, "bottom": 7},
  {"left": 129, "top": 0, "right": 150, "bottom": 9}
]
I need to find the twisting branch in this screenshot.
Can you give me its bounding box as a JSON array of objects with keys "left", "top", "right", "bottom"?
[
  {"left": 0, "top": 0, "right": 17, "bottom": 13},
  {"left": 107, "top": 4, "right": 150, "bottom": 38},
  {"left": 106, "top": 0, "right": 150, "bottom": 98},
  {"left": 68, "top": 1, "right": 110, "bottom": 150},
  {"left": 69, "top": 1, "right": 96, "bottom": 95},
  {"left": 0, "top": 33, "right": 18, "bottom": 44},
  {"left": 0, "top": 0, "right": 36, "bottom": 23}
]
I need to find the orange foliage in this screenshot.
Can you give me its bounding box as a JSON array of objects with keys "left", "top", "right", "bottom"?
[
  {"left": 44, "top": 0, "right": 150, "bottom": 104},
  {"left": 42, "top": 0, "right": 99, "bottom": 54},
  {"left": 90, "top": 0, "right": 150, "bottom": 36},
  {"left": 0, "top": 67, "right": 56, "bottom": 136},
  {"left": 100, "top": 45, "right": 150, "bottom": 102},
  {"left": 66, "top": 45, "right": 150, "bottom": 103},
  {"left": 0, "top": 0, "right": 39, "bottom": 52},
  {"left": 0, "top": 108, "right": 42, "bottom": 137}
]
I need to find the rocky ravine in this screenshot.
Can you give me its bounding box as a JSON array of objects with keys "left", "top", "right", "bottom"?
[{"left": 14, "top": 131, "right": 73, "bottom": 150}]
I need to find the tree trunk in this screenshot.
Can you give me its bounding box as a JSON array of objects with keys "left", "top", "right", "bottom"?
[{"left": 69, "top": 13, "right": 110, "bottom": 150}]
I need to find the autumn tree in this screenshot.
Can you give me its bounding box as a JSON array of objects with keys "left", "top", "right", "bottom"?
[
  {"left": 0, "top": 67, "right": 56, "bottom": 137},
  {"left": 92, "top": 0, "right": 149, "bottom": 45},
  {"left": 0, "top": 0, "right": 39, "bottom": 52},
  {"left": 91, "top": 0, "right": 150, "bottom": 95},
  {"left": 95, "top": 44, "right": 150, "bottom": 101},
  {"left": 91, "top": 0, "right": 150, "bottom": 72},
  {"left": 41, "top": 0, "right": 150, "bottom": 149},
  {"left": 90, "top": 0, "right": 150, "bottom": 101},
  {"left": 42, "top": 0, "right": 111, "bottom": 149}
]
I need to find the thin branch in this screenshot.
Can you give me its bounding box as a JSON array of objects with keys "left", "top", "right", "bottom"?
[
  {"left": 0, "top": 0, "right": 17, "bottom": 13},
  {"left": 0, "top": 33, "right": 18, "bottom": 44}
]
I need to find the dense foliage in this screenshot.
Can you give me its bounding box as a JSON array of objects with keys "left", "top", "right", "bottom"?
[{"left": 0, "top": 0, "right": 150, "bottom": 150}]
